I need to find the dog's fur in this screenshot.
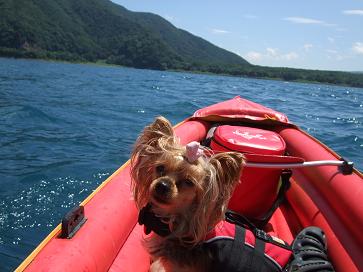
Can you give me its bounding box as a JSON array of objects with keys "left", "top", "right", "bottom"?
[{"left": 131, "top": 116, "right": 245, "bottom": 271}]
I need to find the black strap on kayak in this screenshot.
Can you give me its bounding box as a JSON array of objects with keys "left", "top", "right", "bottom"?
[
  {"left": 254, "top": 169, "right": 292, "bottom": 227},
  {"left": 225, "top": 169, "right": 292, "bottom": 251},
  {"left": 225, "top": 209, "right": 257, "bottom": 230},
  {"left": 226, "top": 170, "right": 291, "bottom": 229},
  {"left": 225, "top": 210, "right": 292, "bottom": 251}
]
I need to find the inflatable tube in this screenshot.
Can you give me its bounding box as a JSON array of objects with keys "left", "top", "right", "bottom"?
[{"left": 17, "top": 97, "right": 362, "bottom": 272}]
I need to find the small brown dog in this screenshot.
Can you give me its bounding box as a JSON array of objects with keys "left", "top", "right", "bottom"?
[{"left": 131, "top": 116, "right": 244, "bottom": 271}]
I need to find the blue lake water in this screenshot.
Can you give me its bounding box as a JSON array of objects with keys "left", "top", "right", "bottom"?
[{"left": 0, "top": 57, "right": 362, "bottom": 270}]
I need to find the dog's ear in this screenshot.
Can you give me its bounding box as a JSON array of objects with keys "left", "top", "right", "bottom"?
[
  {"left": 137, "top": 116, "right": 174, "bottom": 147},
  {"left": 209, "top": 152, "right": 245, "bottom": 190},
  {"left": 187, "top": 152, "right": 244, "bottom": 243},
  {"left": 131, "top": 116, "right": 174, "bottom": 209}
]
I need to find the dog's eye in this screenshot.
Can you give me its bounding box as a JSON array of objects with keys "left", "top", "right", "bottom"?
[
  {"left": 183, "top": 179, "right": 194, "bottom": 187},
  {"left": 156, "top": 165, "right": 165, "bottom": 175}
]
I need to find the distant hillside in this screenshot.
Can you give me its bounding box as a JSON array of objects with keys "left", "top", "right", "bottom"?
[
  {"left": 0, "top": 0, "right": 362, "bottom": 87},
  {"left": 0, "top": 0, "right": 249, "bottom": 70}
]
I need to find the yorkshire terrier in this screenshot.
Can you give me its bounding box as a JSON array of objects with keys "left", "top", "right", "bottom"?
[{"left": 131, "top": 116, "right": 244, "bottom": 272}]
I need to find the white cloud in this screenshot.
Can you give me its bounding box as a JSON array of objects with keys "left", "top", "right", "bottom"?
[
  {"left": 335, "top": 55, "right": 346, "bottom": 61},
  {"left": 266, "top": 48, "right": 278, "bottom": 57},
  {"left": 325, "top": 49, "right": 351, "bottom": 61},
  {"left": 353, "top": 42, "right": 363, "bottom": 54},
  {"left": 284, "top": 52, "right": 299, "bottom": 61},
  {"left": 245, "top": 51, "right": 262, "bottom": 61},
  {"left": 304, "top": 44, "right": 313, "bottom": 51},
  {"left": 328, "top": 37, "right": 335, "bottom": 43},
  {"left": 244, "top": 48, "right": 299, "bottom": 62},
  {"left": 284, "top": 17, "right": 335, "bottom": 27},
  {"left": 284, "top": 17, "right": 324, "bottom": 24},
  {"left": 164, "top": 15, "right": 175, "bottom": 22},
  {"left": 326, "top": 51, "right": 348, "bottom": 61},
  {"left": 343, "top": 10, "right": 363, "bottom": 15},
  {"left": 244, "top": 14, "right": 258, "bottom": 19},
  {"left": 211, "top": 29, "right": 230, "bottom": 34},
  {"left": 326, "top": 49, "right": 338, "bottom": 54},
  {"left": 266, "top": 48, "right": 298, "bottom": 61}
]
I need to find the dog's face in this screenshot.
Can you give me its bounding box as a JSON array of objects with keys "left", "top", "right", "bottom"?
[
  {"left": 131, "top": 116, "right": 244, "bottom": 244},
  {"left": 149, "top": 153, "right": 206, "bottom": 216}
]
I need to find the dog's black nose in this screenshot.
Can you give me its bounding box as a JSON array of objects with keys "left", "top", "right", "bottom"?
[{"left": 155, "top": 180, "right": 171, "bottom": 195}]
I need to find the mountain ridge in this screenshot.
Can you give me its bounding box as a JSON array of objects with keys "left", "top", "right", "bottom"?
[
  {"left": 0, "top": 0, "right": 249, "bottom": 70},
  {"left": 0, "top": 0, "right": 362, "bottom": 87}
]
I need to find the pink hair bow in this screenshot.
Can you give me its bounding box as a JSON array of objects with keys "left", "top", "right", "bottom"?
[{"left": 186, "top": 141, "right": 204, "bottom": 163}]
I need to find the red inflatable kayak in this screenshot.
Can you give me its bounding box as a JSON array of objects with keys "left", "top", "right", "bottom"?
[{"left": 16, "top": 96, "right": 363, "bottom": 272}]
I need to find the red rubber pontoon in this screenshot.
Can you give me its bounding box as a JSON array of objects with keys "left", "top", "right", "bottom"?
[{"left": 17, "top": 96, "right": 363, "bottom": 272}]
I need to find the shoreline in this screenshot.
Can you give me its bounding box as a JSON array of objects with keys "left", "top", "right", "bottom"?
[{"left": 1, "top": 55, "right": 362, "bottom": 89}]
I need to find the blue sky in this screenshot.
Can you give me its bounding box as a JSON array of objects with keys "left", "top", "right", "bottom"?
[{"left": 111, "top": 1, "right": 363, "bottom": 72}]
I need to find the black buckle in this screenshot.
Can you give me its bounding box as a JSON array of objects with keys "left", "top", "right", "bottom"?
[
  {"left": 254, "top": 228, "right": 270, "bottom": 242},
  {"left": 254, "top": 228, "right": 292, "bottom": 251}
]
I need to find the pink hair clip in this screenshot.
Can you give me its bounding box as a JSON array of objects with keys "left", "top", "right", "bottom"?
[{"left": 186, "top": 141, "right": 204, "bottom": 163}]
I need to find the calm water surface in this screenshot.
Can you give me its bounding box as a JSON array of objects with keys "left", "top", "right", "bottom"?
[{"left": 0, "top": 58, "right": 362, "bottom": 270}]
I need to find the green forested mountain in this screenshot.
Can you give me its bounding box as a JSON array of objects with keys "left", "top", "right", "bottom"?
[
  {"left": 0, "top": 0, "right": 362, "bottom": 87},
  {"left": 0, "top": 0, "right": 248, "bottom": 70}
]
